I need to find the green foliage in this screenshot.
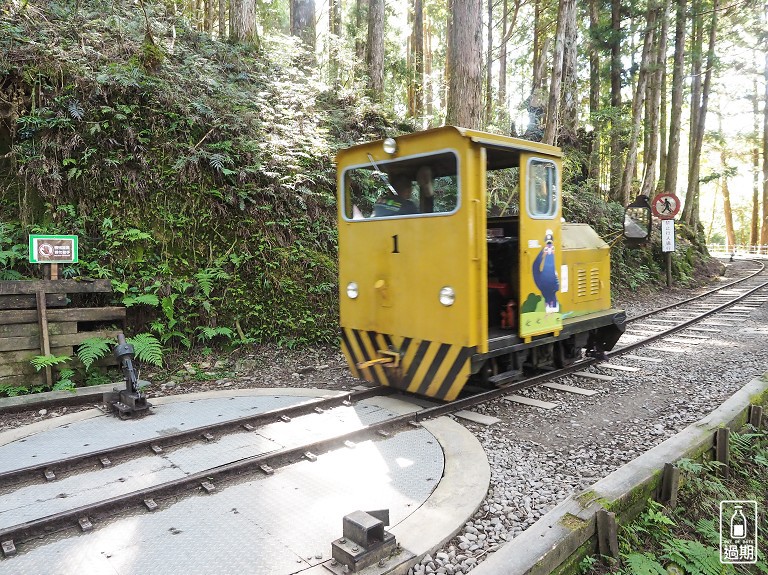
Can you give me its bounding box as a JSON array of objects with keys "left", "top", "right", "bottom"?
[
  {"left": 197, "top": 326, "right": 234, "bottom": 342},
  {"left": 0, "top": 222, "right": 28, "bottom": 280},
  {"left": 126, "top": 333, "right": 164, "bottom": 367},
  {"left": 0, "top": 2, "right": 345, "bottom": 351},
  {"left": 52, "top": 368, "right": 76, "bottom": 392},
  {"left": 30, "top": 354, "right": 71, "bottom": 371},
  {"left": 582, "top": 429, "right": 767, "bottom": 575},
  {"left": 661, "top": 540, "right": 728, "bottom": 575},
  {"left": 122, "top": 294, "right": 160, "bottom": 307},
  {"left": 77, "top": 337, "right": 115, "bottom": 371},
  {"left": 623, "top": 553, "right": 667, "bottom": 575}
]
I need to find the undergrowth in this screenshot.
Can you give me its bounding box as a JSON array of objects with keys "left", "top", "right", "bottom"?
[
  {"left": 580, "top": 427, "right": 768, "bottom": 575},
  {"left": 0, "top": 0, "right": 395, "bottom": 351}
]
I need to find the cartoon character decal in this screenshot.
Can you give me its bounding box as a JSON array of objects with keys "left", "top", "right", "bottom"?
[
  {"left": 533, "top": 229, "right": 559, "bottom": 313},
  {"left": 520, "top": 229, "right": 562, "bottom": 338}
]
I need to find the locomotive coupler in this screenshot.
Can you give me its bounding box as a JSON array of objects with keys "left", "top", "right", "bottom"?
[
  {"left": 105, "top": 333, "right": 152, "bottom": 419},
  {"left": 356, "top": 349, "right": 400, "bottom": 370},
  {"left": 327, "top": 510, "right": 412, "bottom": 574}
]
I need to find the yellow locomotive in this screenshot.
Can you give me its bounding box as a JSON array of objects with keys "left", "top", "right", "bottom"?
[{"left": 337, "top": 126, "right": 625, "bottom": 401}]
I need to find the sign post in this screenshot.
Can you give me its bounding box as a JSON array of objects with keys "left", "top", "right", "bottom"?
[
  {"left": 28, "top": 235, "right": 79, "bottom": 280},
  {"left": 651, "top": 194, "right": 680, "bottom": 287},
  {"left": 661, "top": 219, "right": 675, "bottom": 286}
]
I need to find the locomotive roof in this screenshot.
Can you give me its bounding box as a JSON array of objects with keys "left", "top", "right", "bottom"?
[{"left": 335, "top": 125, "right": 563, "bottom": 168}]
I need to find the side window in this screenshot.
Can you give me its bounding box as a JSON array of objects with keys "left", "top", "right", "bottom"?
[
  {"left": 526, "top": 159, "right": 558, "bottom": 219},
  {"left": 342, "top": 152, "right": 459, "bottom": 220}
]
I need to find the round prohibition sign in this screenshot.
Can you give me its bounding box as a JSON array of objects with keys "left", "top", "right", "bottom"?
[{"left": 651, "top": 192, "right": 680, "bottom": 219}]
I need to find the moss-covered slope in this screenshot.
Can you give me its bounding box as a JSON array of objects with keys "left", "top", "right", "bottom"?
[{"left": 0, "top": 1, "right": 394, "bottom": 347}]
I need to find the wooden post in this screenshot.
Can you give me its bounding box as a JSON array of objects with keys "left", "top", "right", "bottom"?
[
  {"left": 660, "top": 462, "right": 680, "bottom": 509},
  {"left": 715, "top": 427, "right": 730, "bottom": 479},
  {"left": 596, "top": 509, "right": 620, "bottom": 564},
  {"left": 749, "top": 405, "right": 763, "bottom": 429},
  {"left": 35, "top": 289, "right": 53, "bottom": 387},
  {"left": 50, "top": 263, "right": 59, "bottom": 280}
]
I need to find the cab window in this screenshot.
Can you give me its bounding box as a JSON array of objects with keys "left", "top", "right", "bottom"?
[
  {"left": 342, "top": 151, "right": 459, "bottom": 220},
  {"left": 526, "top": 158, "right": 558, "bottom": 219}
]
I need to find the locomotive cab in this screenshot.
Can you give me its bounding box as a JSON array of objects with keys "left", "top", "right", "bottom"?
[{"left": 337, "top": 127, "right": 625, "bottom": 401}]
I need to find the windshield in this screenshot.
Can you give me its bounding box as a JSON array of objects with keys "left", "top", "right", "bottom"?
[{"left": 342, "top": 151, "right": 459, "bottom": 220}]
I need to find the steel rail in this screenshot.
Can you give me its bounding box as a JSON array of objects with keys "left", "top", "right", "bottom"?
[
  {"left": 626, "top": 260, "right": 765, "bottom": 323},
  {"left": 0, "top": 386, "right": 393, "bottom": 486},
  {"left": 3, "top": 265, "right": 766, "bottom": 552}
]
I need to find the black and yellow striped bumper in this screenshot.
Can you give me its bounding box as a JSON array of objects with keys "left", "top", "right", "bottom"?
[{"left": 340, "top": 328, "right": 475, "bottom": 401}]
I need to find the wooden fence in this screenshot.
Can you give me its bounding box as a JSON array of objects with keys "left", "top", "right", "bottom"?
[{"left": 0, "top": 279, "right": 125, "bottom": 390}]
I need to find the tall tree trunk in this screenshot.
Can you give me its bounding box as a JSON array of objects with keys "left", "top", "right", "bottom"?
[
  {"left": 750, "top": 73, "right": 760, "bottom": 247},
  {"left": 588, "top": 0, "right": 600, "bottom": 182},
  {"left": 446, "top": 0, "right": 483, "bottom": 128},
  {"left": 619, "top": 2, "right": 658, "bottom": 204},
  {"left": 413, "top": 0, "right": 424, "bottom": 122},
  {"left": 444, "top": 0, "right": 453, "bottom": 114},
  {"left": 524, "top": 0, "right": 547, "bottom": 139},
  {"left": 206, "top": 0, "right": 215, "bottom": 32},
  {"left": 231, "top": 0, "right": 258, "bottom": 45},
  {"left": 722, "top": 173, "right": 736, "bottom": 251},
  {"left": 762, "top": 9, "right": 768, "bottom": 252},
  {"left": 663, "top": 0, "right": 686, "bottom": 198},
  {"left": 485, "top": 0, "right": 493, "bottom": 125},
  {"left": 366, "top": 0, "right": 384, "bottom": 99},
  {"left": 608, "top": 0, "right": 623, "bottom": 200},
  {"left": 656, "top": 54, "right": 667, "bottom": 193},
  {"left": 498, "top": 0, "right": 508, "bottom": 112},
  {"left": 640, "top": 0, "right": 669, "bottom": 198},
  {"left": 406, "top": 0, "right": 423, "bottom": 119},
  {"left": 496, "top": 0, "right": 519, "bottom": 120},
  {"left": 355, "top": 0, "right": 369, "bottom": 71},
  {"left": 290, "top": 0, "right": 316, "bottom": 52},
  {"left": 559, "top": 0, "right": 578, "bottom": 145},
  {"left": 682, "top": 0, "right": 718, "bottom": 228},
  {"left": 329, "top": 0, "right": 342, "bottom": 84},
  {"left": 542, "top": 0, "right": 574, "bottom": 146},
  {"left": 716, "top": 113, "right": 736, "bottom": 250},
  {"left": 425, "top": 16, "right": 434, "bottom": 123},
  {"left": 218, "top": 0, "right": 226, "bottom": 38}
]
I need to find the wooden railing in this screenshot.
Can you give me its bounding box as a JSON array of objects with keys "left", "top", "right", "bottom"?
[{"left": 0, "top": 280, "right": 125, "bottom": 389}]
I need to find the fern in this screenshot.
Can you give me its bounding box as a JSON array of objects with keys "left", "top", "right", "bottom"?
[
  {"left": 623, "top": 552, "right": 667, "bottom": 575},
  {"left": 52, "top": 369, "right": 76, "bottom": 392},
  {"left": 122, "top": 294, "right": 159, "bottom": 307},
  {"left": 66, "top": 100, "right": 85, "bottom": 120},
  {"left": 661, "top": 540, "right": 730, "bottom": 575},
  {"left": 195, "top": 267, "right": 231, "bottom": 297},
  {"left": 0, "top": 269, "right": 23, "bottom": 280},
  {"left": 677, "top": 459, "right": 704, "bottom": 474},
  {"left": 126, "top": 333, "right": 163, "bottom": 367},
  {"left": 729, "top": 431, "right": 764, "bottom": 460},
  {"left": 30, "top": 354, "right": 71, "bottom": 371},
  {"left": 691, "top": 518, "right": 720, "bottom": 546},
  {"left": 77, "top": 337, "right": 115, "bottom": 371},
  {"left": 197, "top": 326, "right": 234, "bottom": 342}
]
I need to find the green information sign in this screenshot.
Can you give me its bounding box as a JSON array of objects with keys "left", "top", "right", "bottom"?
[{"left": 28, "top": 235, "right": 79, "bottom": 264}]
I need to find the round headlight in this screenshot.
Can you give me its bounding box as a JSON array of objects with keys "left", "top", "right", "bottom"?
[
  {"left": 439, "top": 286, "right": 455, "bottom": 306},
  {"left": 383, "top": 137, "right": 397, "bottom": 155},
  {"left": 346, "top": 282, "right": 359, "bottom": 299}
]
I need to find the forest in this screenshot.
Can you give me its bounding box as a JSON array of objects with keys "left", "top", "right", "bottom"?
[{"left": 0, "top": 0, "right": 766, "bottom": 354}]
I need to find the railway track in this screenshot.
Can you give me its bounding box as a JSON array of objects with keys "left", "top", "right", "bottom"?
[{"left": 1, "top": 260, "right": 766, "bottom": 567}]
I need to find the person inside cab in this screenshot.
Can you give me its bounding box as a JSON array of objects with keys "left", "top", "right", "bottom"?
[{"left": 372, "top": 174, "right": 419, "bottom": 217}]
